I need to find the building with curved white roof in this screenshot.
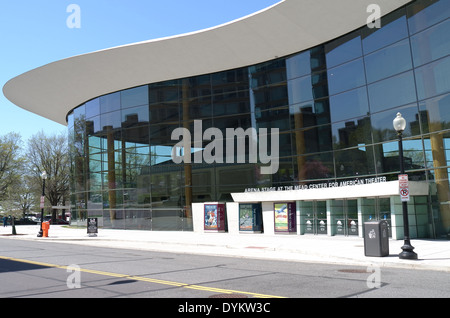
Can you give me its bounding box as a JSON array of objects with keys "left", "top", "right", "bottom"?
[{"left": 3, "top": 0, "right": 450, "bottom": 240}]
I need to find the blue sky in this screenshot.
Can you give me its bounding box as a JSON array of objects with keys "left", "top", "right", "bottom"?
[{"left": 0, "top": 0, "right": 280, "bottom": 142}]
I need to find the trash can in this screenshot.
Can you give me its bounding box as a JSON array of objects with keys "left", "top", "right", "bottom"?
[
  {"left": 364, "top": 221, "right": 389, "bottom": 257},
  {"left": 42, "top": 221, "right": 50, "bottom": 238}
]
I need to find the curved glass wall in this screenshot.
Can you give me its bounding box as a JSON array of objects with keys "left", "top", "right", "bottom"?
[{"left": 68, "top": 0, "right": 450, "bottom": 235}]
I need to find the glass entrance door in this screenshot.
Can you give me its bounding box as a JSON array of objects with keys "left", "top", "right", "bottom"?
[
  {"left": 331, "top": 199, "right": 358, "bottom": 236},
  {"left": 301, "top": 201, "right": 327, "bottom": 235}
]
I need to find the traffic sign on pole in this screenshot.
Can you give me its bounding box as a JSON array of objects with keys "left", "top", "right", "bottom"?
[{"left": 399, "top": 174, "right": 410, "bottom": 202}]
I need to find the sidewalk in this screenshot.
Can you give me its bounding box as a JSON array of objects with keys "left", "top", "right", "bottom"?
[{"left": 1, "top": 224, "right": 449, "bottom": 272}]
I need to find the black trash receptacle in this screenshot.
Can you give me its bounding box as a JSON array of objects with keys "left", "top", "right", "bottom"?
[{"left": 364, "top": 221, "right": 389, "bottom": 257}]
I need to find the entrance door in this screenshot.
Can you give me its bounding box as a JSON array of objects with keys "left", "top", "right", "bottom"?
[
  {"left": 302, "top": 201, "right": 327, "bottom": 235},
  {"left": 332, "top": 199, "right": 358, "bottom": 236}
]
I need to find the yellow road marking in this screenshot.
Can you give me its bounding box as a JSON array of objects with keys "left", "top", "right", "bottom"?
[{"left": 0, "top": 256, "right": 285, "bottom": 298}]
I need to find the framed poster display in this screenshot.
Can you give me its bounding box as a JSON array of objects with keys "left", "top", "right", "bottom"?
[
  {"left": 204, "top": 203, "right": 225, "bottom": 232},
  {"left": 274, "top": 202, "right": 296, "bottom": 233},
  {"left": 239, "top": 203, "right": 262, "bottom": 233}
]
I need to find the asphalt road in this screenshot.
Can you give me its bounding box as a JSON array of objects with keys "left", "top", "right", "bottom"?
[{"left": 0, "top": 238, "right": 449, "bottom": 302}]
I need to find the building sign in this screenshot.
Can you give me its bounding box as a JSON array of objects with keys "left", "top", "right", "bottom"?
[
  {"left": 399, "top": 174, "right": 410, "bottom": 202},
  {"left": 245, "top": 177, "right": 387, "bottom": 193}
]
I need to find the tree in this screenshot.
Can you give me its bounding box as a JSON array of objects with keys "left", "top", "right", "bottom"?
[
  {"left": 0, "top": 133, "right": 24, "bottom": 201},
  {"left": 27, "top": 131, "right": 70, "bottom": 221}
]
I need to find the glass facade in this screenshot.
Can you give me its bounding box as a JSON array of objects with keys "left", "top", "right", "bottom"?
[{"left": 68, "top": 0, "right": 450, "bottom": 235}]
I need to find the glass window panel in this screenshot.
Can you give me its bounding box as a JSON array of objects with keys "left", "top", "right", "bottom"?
[
  {"left": 368, "top": 71, "right": 416, "bottom": 112},
  {"left": 122, "top": 105, "right": 149, "bottom": 127},
  {"left": 286, "top": 51, "right": 311, "bottom": 80},
  {"left": 252, "top": 84, "right": 288, "bottom": 110},
  {"left": 257, "top": 107, "right": 290, "bottom": 131},
  {"left": 335, "top": 146, "right": 375, "bottom": 177},
  {"left": 423, "top": 131, "right": 450, "bottom": 168},
  {"left": 330, "top": 87, "right": 369, "bottom": 123},
  {"left": 213, "top": 68, "right": 249, "bottom": 87},
  {"left": 85, "top": 98, "right": 100, "bottom": 118},
  {"left": 311, "top": 70, "right": 329, "bottom": 100},
  {"left": 67, "top": 112, "right": 74, "bottom": 128},
  {"left": 150, "top": 123, "right": 182, "bottom": 147},
  {"left": 271, "top": 158, "right": 295, "bottom": 185},
  {"left": 213, "top": 98, "right": 250, "bottom": 116},
  {"left": 88, "top": 136, "right": 102, "bottom": 151},
  {"left": 325, "top": 31, "right": 362, "bottom": 68},
  {"left": 278, "top": 133, "right": 293, "bottom": 158},
  {"left": 122, "top": 126, "right": 150, "bottom": 145},
  {"left": 184, "top": 99, "right": 212, "bottom": 119},
  {"left": 86, "top": 116, "right": 101, "bottom": 134},
  {"left": 149, "top": 86, "right": 179, "bottom": 104},
  {"left": 297, "top": 152, "right": 334, "bottom": 181},
  {"left": 149, "top": 103, "right": 179, "bottom": 124},
  {"left": 310, "top": 45, "right": 327, "bottom": 72},
  {"left": 419, "top": 93, "right": 450, "bottom": 133},
  {"left": 101, "top": 110, "right": 121, "bottom": 130},
  {"left": 365, "top": 39, "right": 412, "bottom": 83},
  {"left": 121, "top": 86, "right": 149, "bottom": 108},
  {"left": 288, "top": 76, "right": 313, "bottom": 104},
  {"left": 74, "top": 104, "right": 85, "bottom": 121},
  {"left": 248, "top": 60, "right": 285, "bottom": 88},
  {"left": 403, "top": 139, "right": 426, "bottom": 170},
  {"left": 151, "top": 145, "right": 174, "bottom": 166},
  {"left": 415, "top": 56, "right": 450, "bottom": 101},
  {"left": 411, "top": 19, "right": 450, "bottom": 67},
  {"left": 100, "top": 92, "right": 121, "bottom": 113},
  {"left": 407, "top": 0, "right": 450, "bottom": 35},
  {"left": 292, "top": 124, "right": 333, "bottom": 155},
  {"left": 371, "top": 104, "right": 420, "bottom": 143},
  {"left": 213, "top": 114, "right": 252, "bottom": 131},
  {"left": 362, "top": 11, "right": 408, "bottom": 54},
  {"left": 375, "top": 138, "right": 425, "bottom": 173},
  {"left": 332, "top": 116, "right": 372, "bottom": 150},
  {"left": 89, "top": 154, "right": 102, "bottom": 174},
  {"left": 328, "top": 58, "right": 366, "bottom": 95},
  {"left": 289, "top": 99, "right": 331, "bottom": 129}
]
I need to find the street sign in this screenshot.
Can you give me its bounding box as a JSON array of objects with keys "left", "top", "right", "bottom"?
[
  {"left": 40, "top": 196, "right": 45, "bottom": 209},
  {"left": 399, "top": 174, "right": 410, "bottom": 202}
]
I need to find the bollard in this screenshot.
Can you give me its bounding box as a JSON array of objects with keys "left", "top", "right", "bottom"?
[{"left": 12, "top": 217, "right": 16, "bottom": 235}]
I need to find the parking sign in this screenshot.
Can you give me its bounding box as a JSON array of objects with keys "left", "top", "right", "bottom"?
[{"left": 399, "top": 174, "right": 410, "bottom": 202}]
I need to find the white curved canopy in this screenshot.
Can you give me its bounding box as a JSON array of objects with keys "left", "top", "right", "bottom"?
[{"left": 3, "top": 0, "right": 410, "bottom": 125}]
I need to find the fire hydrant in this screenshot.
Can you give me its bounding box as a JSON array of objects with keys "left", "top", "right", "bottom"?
[{"left": 42, "top": 221, "right": 50, "bottom": 237}]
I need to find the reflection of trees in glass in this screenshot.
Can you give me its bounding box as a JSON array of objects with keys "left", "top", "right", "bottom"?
[{"left": 28, "top": 131, "right": 70, "bottom": 222}]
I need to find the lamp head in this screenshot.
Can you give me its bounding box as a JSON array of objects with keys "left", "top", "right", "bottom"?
[
  {"left": 41, "top": 171, "right": 47, "bottom": 180},
  {"left": 393, "top": 112, "right": 406, "bottom": 133}
]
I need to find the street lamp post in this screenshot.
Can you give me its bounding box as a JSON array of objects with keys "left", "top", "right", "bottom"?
[
  {"left": 37, "top": 171, "right": 47, "bottom": 237},
  {"left": 393, "top": 113, "right": 418, "bottom": 260}
]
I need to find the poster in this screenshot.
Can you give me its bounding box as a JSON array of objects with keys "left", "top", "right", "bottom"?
[
  {"left": 204, "top": 204, "right": 225, "bottom": 232},
  {"left": 87, "top": 217, "right": 98, "bottom": 235},
  {"left": 274, "top": 203, "right": 288, "bottom": 232},
  {"left": 204, "top": 204, "right": 218, "bottom": 230},
  {"left": 239, "top": 203, "right": 262, "bottom": 232},
  {"left": 239, "top": 204, "right": 254, "bottom": 231},
  {"left": 274, "top": 202, "right": 296, "bottom": 233}
]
